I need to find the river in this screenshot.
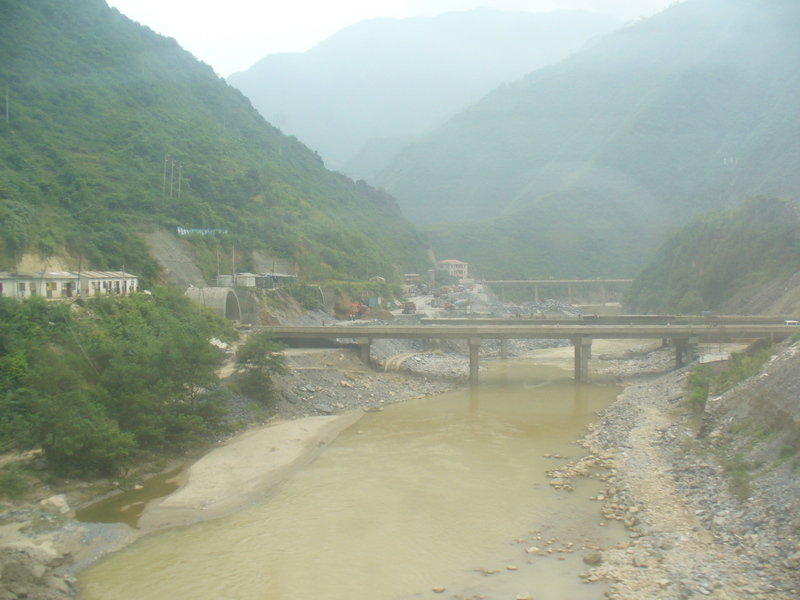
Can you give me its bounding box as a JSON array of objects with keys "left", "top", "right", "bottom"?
[{"left": 78, "top": 347, "right": 630, "bottom": 600}]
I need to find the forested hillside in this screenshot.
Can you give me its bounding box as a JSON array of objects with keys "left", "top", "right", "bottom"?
[
  {"left": 375, "top": 0, "right": 800, "bottom": 279},
  {"left": 0, "top": 290, "right": 237, "bottom": 475},
  {"left": 228, "top": 8, "right": 620, "bottom": 179},
  {"left": 624, "top": 197, "right": 800, "bottom": 314},
  {"left": 0, "top": 0, "right": 430, "bottom": 285}
]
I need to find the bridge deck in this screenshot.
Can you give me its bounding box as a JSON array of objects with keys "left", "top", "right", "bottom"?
[
  {"left": 263, "top": 323, "right": 797, "bottom": 343},
  {"left": 258, "top": 321, "right": 796, "bottom": 385}
]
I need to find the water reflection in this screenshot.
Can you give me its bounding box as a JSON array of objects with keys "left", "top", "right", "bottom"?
[{"left": 75, "top": 467, "right": 184, "bottom": 528}]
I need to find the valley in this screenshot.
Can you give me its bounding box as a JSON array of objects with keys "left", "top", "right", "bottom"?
[{"left": 1, "top": 0, "right": 800, "bottom": 599}]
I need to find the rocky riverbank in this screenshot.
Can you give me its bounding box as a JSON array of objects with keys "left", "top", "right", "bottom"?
[
  {"left": 550, "top": 339, "right": 800, "bottom": 599},
  {"left": 4, "top": 302, "right": 799, "bottom": 600}
]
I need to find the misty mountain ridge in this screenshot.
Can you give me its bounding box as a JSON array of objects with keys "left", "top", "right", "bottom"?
[
  {"left": 374, "top": 0, "right": 800, "bottom": 279},
  {"left": 227, "top": 8, "right": 621, "bottom": 178}
]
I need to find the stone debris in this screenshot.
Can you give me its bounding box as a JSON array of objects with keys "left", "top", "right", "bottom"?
[{"left": 572, "top": 340, "right": 800, "bottom": 599}]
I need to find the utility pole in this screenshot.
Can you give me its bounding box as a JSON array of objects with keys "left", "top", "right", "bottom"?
[
  {"left": 162, "top": 155, "right": 168, "bottom": 197},
  {"left": 232, "top": 246, "right": 236, "bottom": 286},
  {"left": 169, "top": 159, "right": 175, "bottom": 199},
  {"left": 177, "top": 162, "right": 182, "bottom": 199}
]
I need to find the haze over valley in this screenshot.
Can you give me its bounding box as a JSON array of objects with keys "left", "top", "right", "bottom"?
[
  {"left": 3, "top": 2, "right": 800, "bottom": 599},
  {"left": 227, "top": 9, "right": 621, "bottom": 178}
]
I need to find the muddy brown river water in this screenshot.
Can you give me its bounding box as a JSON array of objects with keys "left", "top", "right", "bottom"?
[{"left": 79, "top": 347, "right": 631, "bottom": 600}]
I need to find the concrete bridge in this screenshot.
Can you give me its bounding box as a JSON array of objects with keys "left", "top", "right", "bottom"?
[{"left": 261, "top": 321, "right": 798, "bottom": 385}]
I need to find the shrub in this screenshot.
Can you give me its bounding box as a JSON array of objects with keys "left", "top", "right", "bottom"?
[{"left": 685, "top": 365, "right": 711, "bottom": 413}]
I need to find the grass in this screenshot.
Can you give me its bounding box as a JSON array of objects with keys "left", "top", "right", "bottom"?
[
  {"left": 722, "top": 454, "right": 764, "bottom": 500},
  {"left": 0, "top": 464, "right": 30, "bottom": 499}
]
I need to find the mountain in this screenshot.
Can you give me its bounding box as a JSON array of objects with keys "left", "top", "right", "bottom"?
[
  {"left": 227, "top": 9, "right": 621, "bottom": 178},
  {"left": 624, "top": 197, "right": 800, "bottom": 314},
  {"left": 0, "top": 0, "right": 430, "bottom": 285},
  {"left": 373, "top": 0, "right": 800, "bottom": 279}
]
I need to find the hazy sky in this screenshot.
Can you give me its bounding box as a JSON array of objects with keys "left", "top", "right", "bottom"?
[{"left": 106, "top": 0, "right": 681, "bottom": 77}]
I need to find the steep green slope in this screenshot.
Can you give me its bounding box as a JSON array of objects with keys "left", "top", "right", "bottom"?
[
  {"left": 624, "top": 197, "right": 800, "bottom": 314},
  {"left": 0, "top": 0, "right": 429, "bottom": 284},
  {"left": 375, "top": 0, "right": 800, "bottom": 278}
]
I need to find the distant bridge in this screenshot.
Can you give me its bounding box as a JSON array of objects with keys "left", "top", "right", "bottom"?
[
  {"left": 480, "top": 279, "right": 634, "bottom": 304},
  {"left": 260, "top": 319, "right": 798, "bottom": 385}
]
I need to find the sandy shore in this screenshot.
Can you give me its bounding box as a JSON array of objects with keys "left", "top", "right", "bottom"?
[{"left": 138, "top": 411, "right": 364, "bottom": 531}]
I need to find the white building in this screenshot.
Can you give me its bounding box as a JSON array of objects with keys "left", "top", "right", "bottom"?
[
  {"left": 0, "top": 271, "right": 138, "bottom": 300},
  {"left": 436, "top": 259, "right": 469, "bottom": 280}
]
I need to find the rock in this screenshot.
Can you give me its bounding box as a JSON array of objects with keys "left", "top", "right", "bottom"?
[
  {"left": 549, "top": 478, "right": 566, "bottom": 486},
  {"left": 281, "top": 390, "right": 300, "bottom": 404},
  {"left": 583, "top": 551, "right": 603, "bottom": 566},
  {"left": 525, "top": 546, "right": 540, "bottom": 554},
  {"left": 632, "top": 554, "right": 649, "bottom": 568},
  {"left": 39, "top": 495, "right": 70, "bottom": 515},
  {"left": 432, "top": 586, "right": 446, "bottom": 593},
  {"left": 783, "top": 550, "right": 800, "bottom": 569},
  {"left": 312, "top": 403, "right": 333, "bottom": 414}
]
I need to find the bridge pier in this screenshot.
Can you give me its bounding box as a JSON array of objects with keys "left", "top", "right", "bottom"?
[
  {"left": 674, "top": 337, "right": 699, "bottom": 368},
  {"left": 573, "top": 337, "right": 592, "bottom": 383},
  {"left": 500, "top": 338, "right": 508, "bottom": 360},
  {"left": 675, "top": 340, "right": 684, "bottom": 368},
  {"left": 686, "top": 336, "right": 699, "bottom": 364},
  {"left": 356, "top": 337, "right": 371, "bottom": 365},
  {"left": 469, "top": 337, "right": 481, "bottom": 386}
]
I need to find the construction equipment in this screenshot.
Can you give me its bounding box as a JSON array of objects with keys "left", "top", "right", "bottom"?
[{"left": 349, "top": 302, "right": 368, "bottom": 318}]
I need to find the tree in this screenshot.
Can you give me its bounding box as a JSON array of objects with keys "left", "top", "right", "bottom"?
[{"left": 234, "top": 332, "right": 286, "bottom": 405}]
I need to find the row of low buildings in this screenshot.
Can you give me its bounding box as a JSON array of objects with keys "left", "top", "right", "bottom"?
[{"left": 0, "top": 271, "right": 138, "bottom": 300}]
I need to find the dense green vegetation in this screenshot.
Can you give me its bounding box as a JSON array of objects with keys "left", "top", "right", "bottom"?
[
  {"left": 0, "top": 291, "right": 248, "bottom": 476},
  {"left": 232, "top": 332, "right": 286, "bottom": 406},
  {"left": 375, "top": 0, "right": 800, "bottom": 279},
  {"left": 0, "top": 0, "right": 430, "bottom": 284},
  {"left": 625, "top": 197, "right": 800, "bottom": 313}
]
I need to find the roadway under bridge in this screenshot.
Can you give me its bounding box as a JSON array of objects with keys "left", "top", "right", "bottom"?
[{"left": 260, "top": 320, "right": 799, "bottom": 385}]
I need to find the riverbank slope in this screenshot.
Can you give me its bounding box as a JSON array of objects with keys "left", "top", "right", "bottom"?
[{"left": 556, "top": 338, "right": 800, "bottom": 598}]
